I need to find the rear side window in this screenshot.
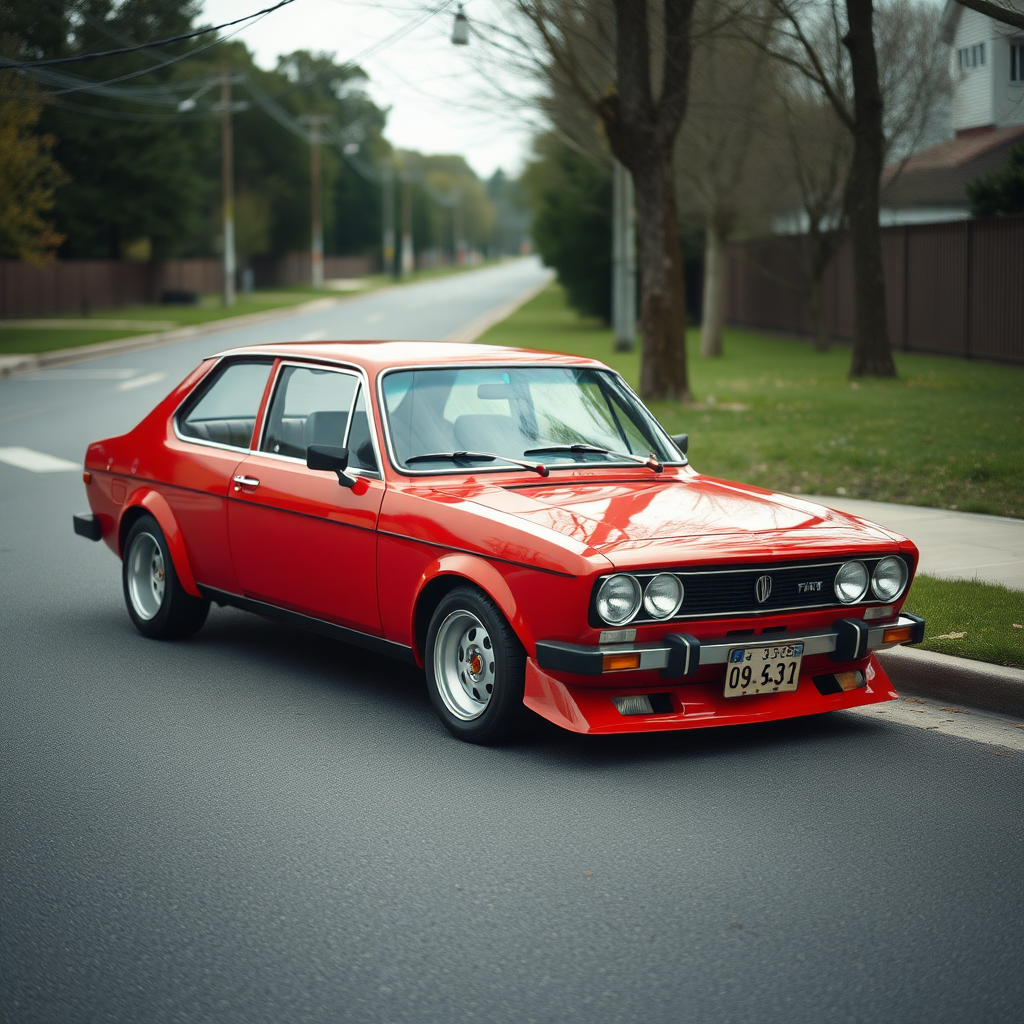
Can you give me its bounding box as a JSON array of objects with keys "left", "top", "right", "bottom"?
[
  {"left": 261, "top": 365, "right": 359, "bottom": 459},
  {"left": 177, "top": 360, "right": 273, "bottom": 450}
]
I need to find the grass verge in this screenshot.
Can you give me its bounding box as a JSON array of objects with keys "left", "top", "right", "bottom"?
[
  {"left": 0, "top": 289, "right": 325, "bottom": 356},
  {"left": 480, "top": 284, "right": 1024, "bottom": 519},
  {"left": 0, "top": 261, "right": 503, "bottom": 358},
  {"left": 904, "top": 575, "right": 1024, "bottom": 669}
]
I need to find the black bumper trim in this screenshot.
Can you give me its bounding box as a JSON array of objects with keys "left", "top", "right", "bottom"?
[{"left": 73, "top": 513, "right": 102, "bottom": 541}]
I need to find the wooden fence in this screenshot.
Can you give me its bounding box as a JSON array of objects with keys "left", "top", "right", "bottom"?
[
  {"left": 725, "top": 215, "right": 1024, "bottom": 363},
  {"left": 1, "top": 254, "right": 375, "bottom": 318}
]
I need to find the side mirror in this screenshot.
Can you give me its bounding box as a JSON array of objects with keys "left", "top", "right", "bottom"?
[
  {"left": 307, "top": 444, "right": 356, "bottom": 487},
  {"left": 671, "top": 433, "right": 688, "bottom": 456}
]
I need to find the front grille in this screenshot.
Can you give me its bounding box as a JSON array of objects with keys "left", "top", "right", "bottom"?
[{"left": 590, "top": 556, "right": 912, "bottom": 626}]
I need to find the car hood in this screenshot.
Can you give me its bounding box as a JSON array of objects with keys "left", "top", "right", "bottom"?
[{"left": 449, "top": 472, "right": 905, "bottom": 570}]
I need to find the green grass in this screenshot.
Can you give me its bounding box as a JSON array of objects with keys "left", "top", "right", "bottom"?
[
  {"left": 481, "top": 284, "right": 1024, "bottom": 519},
  {"left": 904, "top": 575, "right": 1024, "bottom": 668}
]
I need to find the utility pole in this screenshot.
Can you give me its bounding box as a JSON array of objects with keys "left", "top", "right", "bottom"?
[
  {"left": 308, "top": 115, "right": 324, "bottom": 290},
  {"left": 401, "top": 177, "right": 414, "bottom": 277},
  {"left": 220, "top": 67, "right": 236, "bottom": 307},
  {"left": 453, "top": 193, "right": 464, "bottom": 266},
  {"left": 382, "top": 160, "right": 396, "bottom": 279},
  {"left": 611, "top": 160, "right": 636, "bottom": 351}
]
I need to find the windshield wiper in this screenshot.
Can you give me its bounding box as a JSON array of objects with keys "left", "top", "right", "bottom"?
[
  {"left": 405, "top": 451, "right": 549, "bottom": 477},
  {"left": 523, "top": 443, "right": 663, "bottom": 473}
]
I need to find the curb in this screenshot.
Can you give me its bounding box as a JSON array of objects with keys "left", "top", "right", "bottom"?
[
  {"left": 0, "top": 295, "right": 345, "bottom": 377},
  {"left": 444, "top": 271, "right": 555, "bottom": 343},
  {"left": 877, "top": 646, "right": 1024, "bottom": 718}
]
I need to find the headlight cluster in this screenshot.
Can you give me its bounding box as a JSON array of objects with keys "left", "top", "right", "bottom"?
[
  {"left": 596, "top": 573, "right": 683, "bottom": 625},
  {"left": 834, "top": 557, "right": 908, "bottom": 604}
]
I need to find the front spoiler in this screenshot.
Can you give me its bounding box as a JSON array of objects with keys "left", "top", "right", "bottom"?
[{"left": 523, "top": 653, "right": 900, "bottom": 735}]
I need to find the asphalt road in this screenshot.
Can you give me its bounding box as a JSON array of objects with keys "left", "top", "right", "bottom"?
[{"left": 2, "top": 260, "right": 1023, "bottom": 1024}]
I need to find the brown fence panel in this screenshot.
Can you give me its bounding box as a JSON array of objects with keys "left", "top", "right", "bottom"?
[
  {"left": 904, "top": 221, "right": 969, "bottom": 355},
  {"left": 726, "top": 215, "right": 1024, "bottom": 363},
  {"left": 969, "top": 218, "right": 1024, "bottom": 361}
]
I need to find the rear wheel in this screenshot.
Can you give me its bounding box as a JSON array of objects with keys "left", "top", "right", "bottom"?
[
  {"left": 122, "top": 515, "right": 209, "bottom": 640},
  {"left": 426, "top": 586, "right": 527, "bottom": 744}
]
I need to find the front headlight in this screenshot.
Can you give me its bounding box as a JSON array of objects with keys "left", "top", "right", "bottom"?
[
  {"left": 834, "top": 560, "right": 869, "bottom": 604},
  {"left": 643, "top": 573, "right": 684, "bottom": 619},
  {"left": 596, "top": 574, "right": 642, "bottom": 625},
  {"left": 871, "top": 556, "right": 908, "bottom": 601}
]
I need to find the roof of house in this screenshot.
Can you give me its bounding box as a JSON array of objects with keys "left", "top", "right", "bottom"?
[{"left": 885, "top": 125, "right": 1024, "bottom": 182}]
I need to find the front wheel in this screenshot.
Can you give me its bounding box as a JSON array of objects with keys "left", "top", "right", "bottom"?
[
  {"left": 122, "top": 515, "right": 209, "bottom": 640},
  {"left": 425, "top": 586, "right": 527, "bottom": 744}
]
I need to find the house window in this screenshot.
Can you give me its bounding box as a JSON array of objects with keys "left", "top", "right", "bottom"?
[
  {"left": 1012, "top": 41, "right": 1024, "bottom": 83},
  {"left": 959, "top": 43, "right": 989, "bottom": 71}
]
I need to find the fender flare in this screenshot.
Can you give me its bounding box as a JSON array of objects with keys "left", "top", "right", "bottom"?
[
  {"left": 410, "top": 552, "right": 534, "bottom": 666},
  {"left": 122, "top": 488, "right": 202, "bottom": 598}
]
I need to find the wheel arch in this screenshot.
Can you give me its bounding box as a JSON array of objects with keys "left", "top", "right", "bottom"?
[
  {"left": 411, "top": 554, "right": 528, "bottom": 667},
  {"left": 120, "top": 489, "right": 202, "bottom": 598}
]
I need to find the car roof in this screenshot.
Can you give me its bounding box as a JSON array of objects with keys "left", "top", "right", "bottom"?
[{"left": 211, "top": 340, "right": 609, "bottom": 373}]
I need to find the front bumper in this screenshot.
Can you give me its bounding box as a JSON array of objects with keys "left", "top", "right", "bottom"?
[{"left": 535, "top": 614, "right": 925, "bottom": 678}]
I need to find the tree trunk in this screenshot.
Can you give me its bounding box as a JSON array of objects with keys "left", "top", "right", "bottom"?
[
  {"left": 631, "top": 152, "right": 691, "bottom": 400},
  {"left": 700, "top": 213, "right": 728, "bottom": 358},
  {"left": 843, "top": 0, "right": 896, "bottom": 377},
  {"left": 807, "top": 275, "right": 829, "bottom": 352}
]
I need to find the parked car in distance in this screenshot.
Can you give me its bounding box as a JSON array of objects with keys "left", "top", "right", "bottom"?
[{"left": 75, "top": 341, "right": 925, "bottom": 743}]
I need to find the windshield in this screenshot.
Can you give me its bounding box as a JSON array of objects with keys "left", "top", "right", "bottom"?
[{"left": 380, "top": 366, "right": 681, "bottom": 472}]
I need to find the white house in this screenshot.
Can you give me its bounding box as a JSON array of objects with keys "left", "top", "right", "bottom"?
[{"left": 879, "top": 1, "right": 1024, "bottom": 222}]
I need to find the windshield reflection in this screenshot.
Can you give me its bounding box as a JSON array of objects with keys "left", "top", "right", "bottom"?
[{"left": 381, "top": 366, "right": 682, "bottom": 472}]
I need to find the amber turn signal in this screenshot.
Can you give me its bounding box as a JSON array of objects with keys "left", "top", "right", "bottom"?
[
  {"left": 882, "top": 625, "right": 914, "bottom": 644},
  {"left": 835, "top": 670, "right": 866, "bottom": 691},
  {"left": 602, "top": 652, "right": 641, "bottom": 672},
  {"left": 82, "top": 472, "right": 92, "bottom": 484}
]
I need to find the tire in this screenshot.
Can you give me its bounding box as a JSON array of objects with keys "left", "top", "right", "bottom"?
[
  {"left": 425, "top": 586, "right": 527, "bottom": 744},
  {"left": 122, "top": 515, "right": 209, "bottom": 640}
]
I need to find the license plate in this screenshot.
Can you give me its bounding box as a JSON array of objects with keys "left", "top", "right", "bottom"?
[{"left": 724, "top": 642, "right": 804, "bottom": 698}]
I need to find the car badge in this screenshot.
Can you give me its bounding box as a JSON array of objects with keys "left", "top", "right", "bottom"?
[{"left": 755, "top": 574, "right": 772, "bottom": 604}]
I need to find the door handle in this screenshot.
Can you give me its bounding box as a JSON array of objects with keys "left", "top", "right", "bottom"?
[{"left": 233, "top": 475, "right": 260, "bottom": 491}]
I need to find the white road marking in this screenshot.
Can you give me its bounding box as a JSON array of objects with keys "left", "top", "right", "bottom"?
[
  {"left": 300, "top": 329, "right": 327, "bottom": 341},
  {"left": 845, "top": 697, "right": 1024, "bottom": 752},
  {"left": 116, "top": 371, "right": 165, "bottom": 391},
  {"left": 19, "top": 368, "right": 140, "bottom": 381},
  {"left": 0, "top": 447, "right": 80, "bottom": 472}
]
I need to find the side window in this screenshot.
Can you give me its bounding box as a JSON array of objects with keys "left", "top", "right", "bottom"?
[
  {"left": 346, "top": 385, "right": 379, "bottom": 474},
  {"left": 178, "top": 360, "right": 273, "bottom": 449},
  {"left": 261, "top": 365, "right": 358, "bottom": 459}
]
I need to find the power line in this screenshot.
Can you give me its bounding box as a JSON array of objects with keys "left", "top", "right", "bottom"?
[{"left": 0, "top": 0, "right": 300, "bottom": 68}]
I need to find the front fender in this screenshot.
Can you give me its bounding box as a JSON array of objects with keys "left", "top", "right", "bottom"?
[
  {"left": 411, "top": 552, "right": 530, "bottom": 665},
  {"left": 123, "top": 488, "right": 202, "bottom": 598}
]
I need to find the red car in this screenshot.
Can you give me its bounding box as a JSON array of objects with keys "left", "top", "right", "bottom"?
[{"left": 75, "top": 341, "right": 924, "bottom": 743}]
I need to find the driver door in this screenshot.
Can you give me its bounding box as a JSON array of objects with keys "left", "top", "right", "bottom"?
[{"left": 227, "top": 363, "right": 384, "bottom": 635}]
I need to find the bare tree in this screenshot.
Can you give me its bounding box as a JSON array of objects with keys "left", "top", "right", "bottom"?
[
  {"left": 674, "top": 6, "right": 775, "bottom": 358},
  {"left": 757, "top": 0, "right": 950, "bottom": 375},
  {"left": 501, "top": 0, "right": 699, "bottom": 401}
]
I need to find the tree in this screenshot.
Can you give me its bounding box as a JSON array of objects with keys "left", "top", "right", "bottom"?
[
  {"left": 950, "top": 0, "right": 1024, "bottom": 31},
  {"left": 0, "top": 72, "right": 66, "bottom": 263},
  {"left": 507, "top": 0, "right": 698, "bottom": 401},
  {"left": 967, "top": 143, "right": 1024, "bottom": 215},
  {"left": 758, "top": 0, "right": 947, "bottom": 354},
  {"left": 674, "top": 6, "right": 775, "bottom": 358},
  {"left": 759, "top": 0, "right": 948, "bottom": 376},
  {"left": 522, "top": 132, "right": 612, "bottom": 321}
]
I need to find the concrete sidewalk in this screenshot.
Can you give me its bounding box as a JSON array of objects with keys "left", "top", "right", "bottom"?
[{"left": 803, "top": 495, "right": 1024, "bottom": 591}]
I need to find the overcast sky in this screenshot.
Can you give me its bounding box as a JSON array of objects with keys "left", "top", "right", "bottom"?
[{"left": 202, "top": 0, "right": 539, "bottom": 179}]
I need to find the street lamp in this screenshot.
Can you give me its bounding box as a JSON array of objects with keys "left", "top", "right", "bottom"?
[{"left": 451, "top": 3, "right": 469, "bottom": 45}]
